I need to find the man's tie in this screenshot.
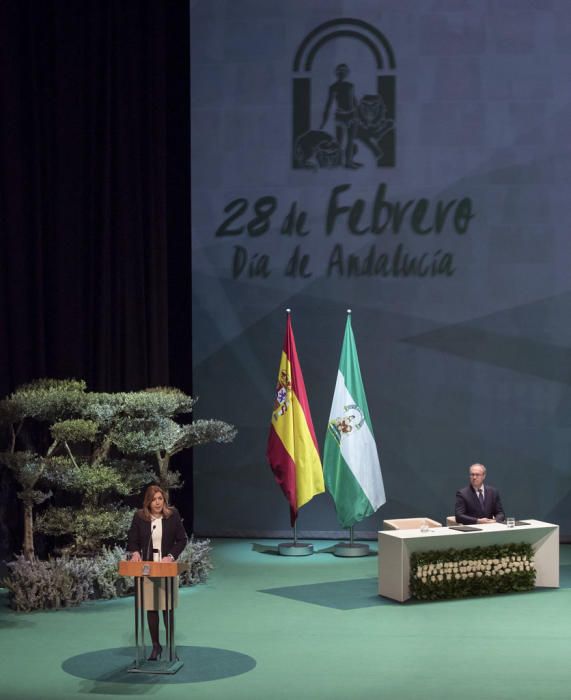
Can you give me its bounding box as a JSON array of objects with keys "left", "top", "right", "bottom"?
[{"left": 478, "top": 489, "right": 484, "bottom": 508}]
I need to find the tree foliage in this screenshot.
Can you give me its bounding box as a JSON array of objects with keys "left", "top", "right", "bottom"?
[{"left": 0, "top": 378, "right": 236, "bottom": 557}]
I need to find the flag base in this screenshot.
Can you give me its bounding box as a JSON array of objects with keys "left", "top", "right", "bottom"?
[
  {"left": 333, "top": 542, "right": 370, "bottom": 557},
  {"left": 278, "top": 542, "right": 314, "bottom": 556}
]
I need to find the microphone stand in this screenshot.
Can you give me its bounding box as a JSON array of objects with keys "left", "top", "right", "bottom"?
[{"left": 145, "top": 524, "right": 156, "bottom": 561}]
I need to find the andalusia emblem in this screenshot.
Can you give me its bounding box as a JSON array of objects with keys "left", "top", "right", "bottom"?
[
  {"left": 272, "top": 369, "right": 292, "bottom": 422},
  {"left": 328, "top": 404, "right": 365, "bottom": 445}
]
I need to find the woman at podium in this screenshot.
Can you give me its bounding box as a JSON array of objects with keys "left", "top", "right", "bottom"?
[{"left": 127, "top": 484, "right": 188, "bottom": 660}]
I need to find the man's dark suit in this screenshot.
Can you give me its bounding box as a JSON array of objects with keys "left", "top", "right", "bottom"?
[
  {"left": 127, "top": 508, "right": 187, "bottom": 560},
  {"left": 455, "top": 485, "right": 505, "bottom": 525}
]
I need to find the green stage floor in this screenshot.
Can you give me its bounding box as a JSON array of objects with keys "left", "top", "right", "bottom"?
[{"left": 1, "top": 539, "right": 571, "bottom": 700}]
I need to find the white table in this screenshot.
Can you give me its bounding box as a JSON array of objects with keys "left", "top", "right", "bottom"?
[{"left": 378, "top": 519, "right": 559, "bottom": 602}]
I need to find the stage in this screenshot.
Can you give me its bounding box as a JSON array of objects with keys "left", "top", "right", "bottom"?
[{"left": 2, "top": 538, "right": 571, "bottom": 700}]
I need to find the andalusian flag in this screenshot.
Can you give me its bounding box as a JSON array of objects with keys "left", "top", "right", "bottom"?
[
  {"left": 323, "top": 312, "right": 386, "bottom": 528},
  {"left": 266, "top": 311, "right": 324, "bottom": 526}
]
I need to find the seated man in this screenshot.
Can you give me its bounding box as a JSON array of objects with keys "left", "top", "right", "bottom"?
[{"left": 455, "top": 463, "right": 505, "bottom": 525}]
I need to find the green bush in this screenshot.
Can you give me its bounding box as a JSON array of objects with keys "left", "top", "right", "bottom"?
[
  {"left": 178, "top": 536, "right": 214, "bottom": 586},
  {"left": 1, "top": 539, "right": 213, "bottom": 612},
  {"left": 2, "top": 554, "right": 96, "bottom": 612}
]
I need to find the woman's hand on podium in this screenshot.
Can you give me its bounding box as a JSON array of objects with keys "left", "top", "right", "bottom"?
[
  {"left": 130, "top": 552, "right": 142, "bottom": 562},
  {"left": 160, "top": 556, "right": 174, "bottom": 562}
]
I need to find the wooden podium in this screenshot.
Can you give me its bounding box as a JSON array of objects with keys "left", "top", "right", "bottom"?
[{"left": 118, "top": 560, "right": 189, "bottom": 674}]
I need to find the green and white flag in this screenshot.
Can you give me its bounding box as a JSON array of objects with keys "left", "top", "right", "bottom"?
[{"left": 323, "top": 312, "right": 386, "bottom": 528}]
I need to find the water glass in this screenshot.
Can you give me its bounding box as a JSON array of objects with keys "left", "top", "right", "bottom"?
[{"left": 506, "top": 516, "right": 515, "bottom": 528}]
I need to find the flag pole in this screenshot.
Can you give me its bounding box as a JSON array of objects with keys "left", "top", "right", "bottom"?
[
  {"left": 333, "top": 526, "right": 370, "bottom": 557},
  {"left": 275, "top": 308, "right": 316, "bottom": 557},
  {"left": 278, "top": 518, "right": 314, "bottom": 556},
  {"left": 324, "top": 309, "right": 376, "bottom": 557}
]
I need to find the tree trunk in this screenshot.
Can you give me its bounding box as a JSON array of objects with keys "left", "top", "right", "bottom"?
[
  {"left": 157, "top": 452, "right": 171, "bottom": 496},
  {"left": 92, "top": 435, "right": 112, "bottom": 465},
  {"left": 23, "top": 502, "right": 35, "bottom": 560}
]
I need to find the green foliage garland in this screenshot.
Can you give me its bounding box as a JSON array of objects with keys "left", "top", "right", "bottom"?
[{"left": 410, "top": 543, "right": 536, "bottom": 600}]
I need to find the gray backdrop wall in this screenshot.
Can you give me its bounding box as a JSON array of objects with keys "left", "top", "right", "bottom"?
[{"left": 191, "top": 0, "right": 571, "bottom": 539}]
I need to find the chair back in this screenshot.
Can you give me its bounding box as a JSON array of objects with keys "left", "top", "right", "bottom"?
[{"left": 383, "top": 517, "right": 442, "bottom": 530}]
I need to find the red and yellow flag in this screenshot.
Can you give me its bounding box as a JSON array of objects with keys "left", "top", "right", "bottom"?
[{"left": 266, "top": 312, "right": 324, "bottom": 526}]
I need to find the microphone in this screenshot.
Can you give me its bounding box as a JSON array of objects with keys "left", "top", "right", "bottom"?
[{"left": 145, "top": 524, "right": 156, "bottom": 561}]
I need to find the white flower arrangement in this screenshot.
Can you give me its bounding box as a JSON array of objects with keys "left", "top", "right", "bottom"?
[
  {"left": 410, "top": 544, "right": 536, "bottom": 600},
  {"left": 415, "top": 554, "right": 532, "bottom": 580}
]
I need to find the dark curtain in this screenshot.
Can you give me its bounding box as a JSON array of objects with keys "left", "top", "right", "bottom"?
[{"left": 0, "top": 0, "right": 192, "bottom": 557}]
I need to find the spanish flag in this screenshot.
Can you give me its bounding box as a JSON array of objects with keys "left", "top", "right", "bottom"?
[{"left": 266, "top": 311, "right": 324, "bottom": 526}]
